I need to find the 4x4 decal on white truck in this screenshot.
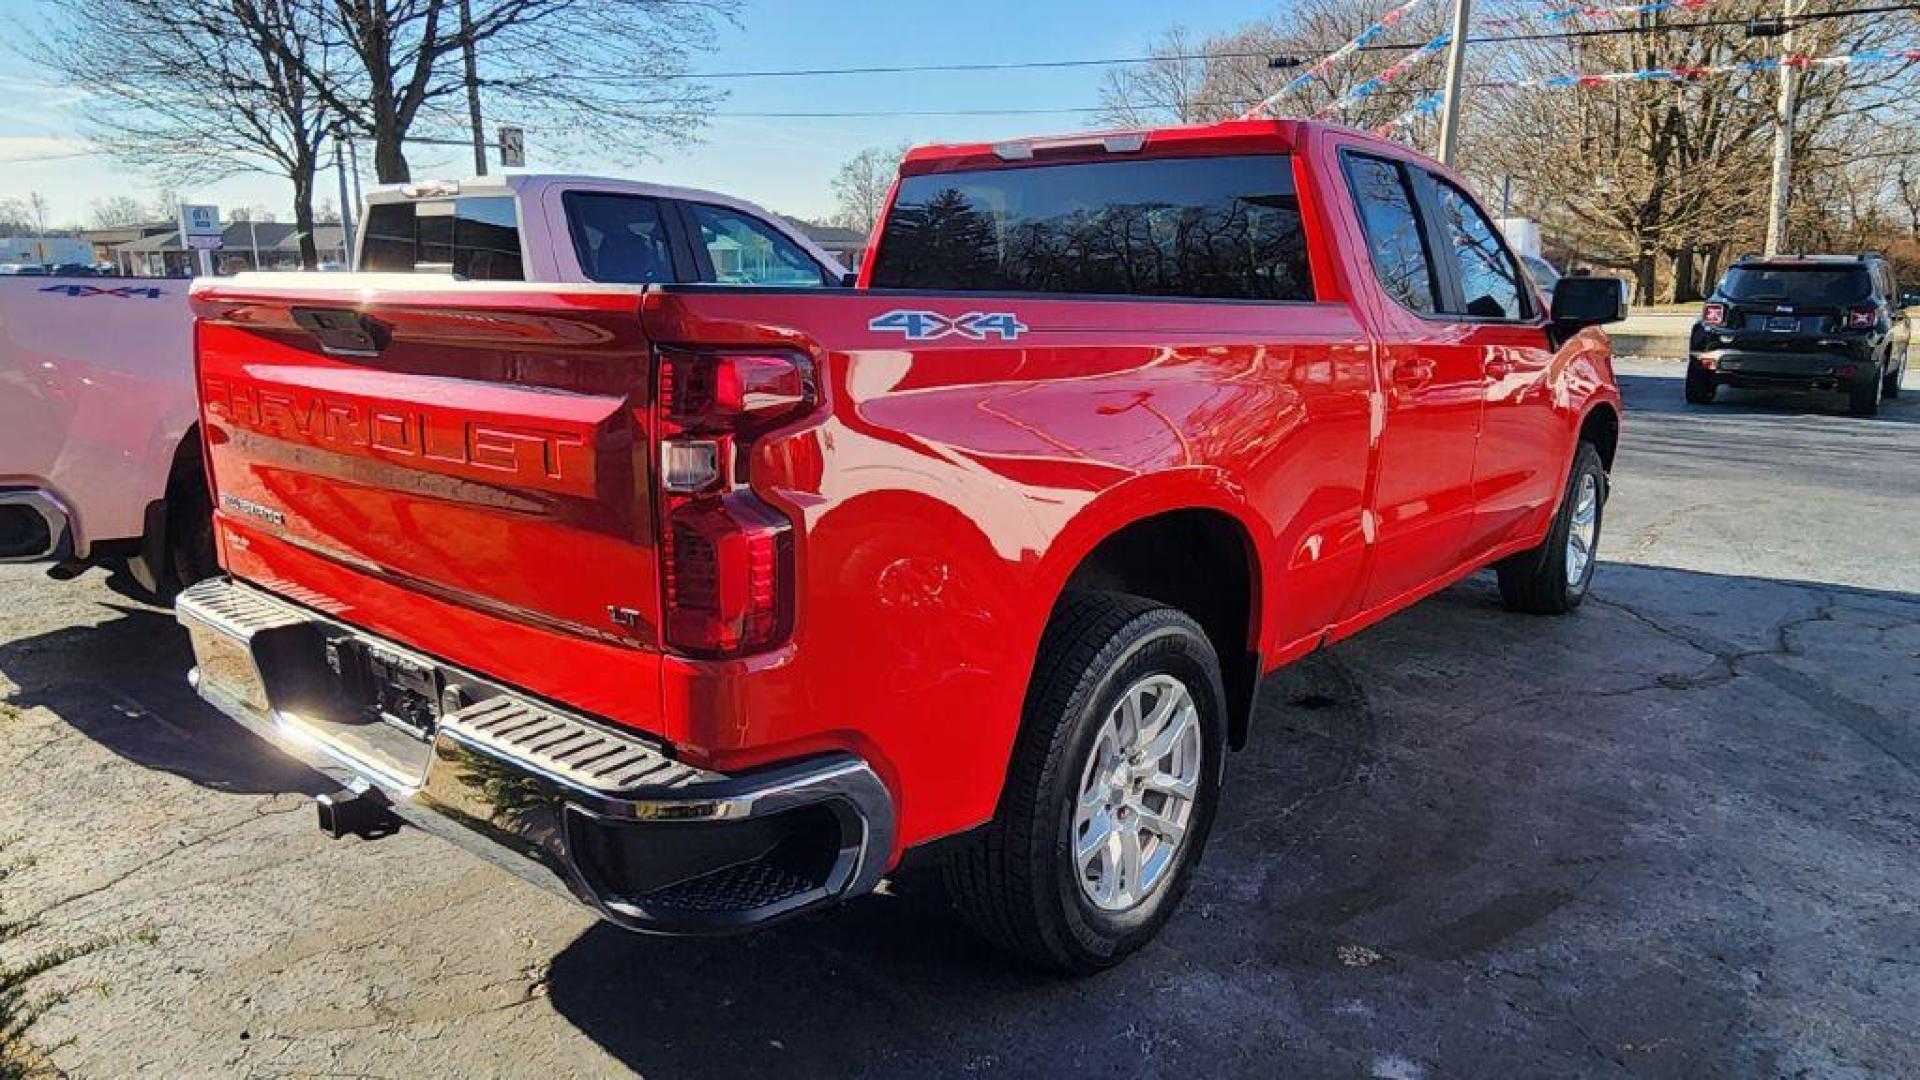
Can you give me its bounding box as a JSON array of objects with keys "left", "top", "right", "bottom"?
[
  {"left": 37, "top": 284, "right": 168, "bottom": 299},
  {"left": 868, "top": 309, "right": 1028, "bottom": 342}
]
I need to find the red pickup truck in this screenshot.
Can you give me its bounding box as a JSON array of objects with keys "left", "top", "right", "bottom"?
[{"left": 178, "top": 118, "right": 1625, "bottom": 972}]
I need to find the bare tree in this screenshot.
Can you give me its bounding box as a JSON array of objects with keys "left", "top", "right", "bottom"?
[
  {"left": 88, "top": 196, "right": 151, "bottom": 228},
  {"left": 34, "top": 0, "right": 338, "bottom": 268},
  {"left": 22, "top": 193, "right": 50, "bottom": 235},
  {"left": 1097, "top": 0, "right": 1452, "bottom": 132},
  {"left": 304, "top": 0, "right": 740, "bottom": 183},
  {"left": 1470, "top": 6, "right": 1920, "bottom": 301},
  {"left": 830, "top": 142, "right": 911, "bottom": 236},
  {"left": 0, "top": 200, "right": 37, "bottom": 236},
  {"left": 147, "top": 188, "right": 184, "bottom": 224},
  {"left": 1096, "top": 27, "right": 1213, "bottom": 126},
  {"left": 1109, "top": 0, "right": 1920, "bottom": 302}
]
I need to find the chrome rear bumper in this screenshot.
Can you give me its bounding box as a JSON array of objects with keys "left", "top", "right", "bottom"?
[{"left": 176, "top": 577, "right": 895, "bottom": 933}]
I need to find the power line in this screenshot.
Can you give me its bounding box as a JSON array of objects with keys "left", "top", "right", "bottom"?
[
  {"left": 7, "top": 2, "right": 1915, "bottom": 148},
  {"left": 631, "top": 2, "right": 1920, "bottom": 82},
  {"left": 1384, "top": 1, "right": 1920, "bottom": 49},
  {"left": 636, "top": 52, "right": 1284, "bottom": 81},
  {"left": 0, "top": 148, "right": 104, "bottom": 165}
]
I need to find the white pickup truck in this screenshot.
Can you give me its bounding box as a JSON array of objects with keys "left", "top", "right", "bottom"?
[{"left": 0, "top": 175, "right": 845, "bottom": 596}]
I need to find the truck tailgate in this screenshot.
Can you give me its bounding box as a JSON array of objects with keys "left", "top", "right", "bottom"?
[{"left": 191, "top": 277, "right": 662, "bottom": 674}]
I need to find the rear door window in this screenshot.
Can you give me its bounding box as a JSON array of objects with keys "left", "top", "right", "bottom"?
[
  {"left": 360, "top": 197, "right": 524, "bottom": 280},
  {"left": 1342, "top": 154, "right": 1438, "bottom": 315},
  {"left": 867, "top": 154, "right": 1314, "bottom": 301},
  {"left": 684, "top": 203, "right": 831, "bottom": 286},
  {"left": 1720, "top": 266, "right": 1872, "bottom": 305},
  {"left": 565, "top": 193, "right": 677, "bottom": 283}
]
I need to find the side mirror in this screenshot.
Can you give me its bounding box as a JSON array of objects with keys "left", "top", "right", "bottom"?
[
  {"left": 1551, "top": 275, "right": 1628, "bottom": 326},
  {"left": 1549, "top": 276, "right": 1628, "bottom": 348}
]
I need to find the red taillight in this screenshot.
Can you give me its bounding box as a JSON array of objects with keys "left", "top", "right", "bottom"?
[
  {"left": 1702, "top": 302, "right": 1727, "bottom": 327},
  {"left": 1846, "top": 305, "right": 1877, "bottom": 330},
  {"left": 661, "top": 493, "right": 793, "bottom": 656},
  {"left": 661, "top": 349, "right": 813, "bottom": 436},
  {"left": 654, "top": 349, "right": 816, "bottom": 658}
]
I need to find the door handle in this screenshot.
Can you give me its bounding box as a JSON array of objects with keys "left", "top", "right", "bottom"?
[
  {"left": 1485, "top": 356, "right": 1513, "bottom": 379},
  {"left": 1391, "top": 357, "right": 1435, "bottom": 389}
]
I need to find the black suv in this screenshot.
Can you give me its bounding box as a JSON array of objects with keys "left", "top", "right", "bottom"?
[{"left": 1687, "top": 254, "right": 1910, "bottom": 416}]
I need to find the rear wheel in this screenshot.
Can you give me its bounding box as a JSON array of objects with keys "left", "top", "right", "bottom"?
[
  {"left": 1497, "top": 441, "right": 1607, "bottom": 615},
  {"left": 1684, "top": 362, "right": 1717, "bottom": 405},
  {"left": 944, "top": 592, "right": 1226, "bottom": 973},
  {"left": 1849, "top": 365, "right": 1882, "bottom": 417},
  {"left": 163, "top": 458, "right": 218, "bottom": 595}
]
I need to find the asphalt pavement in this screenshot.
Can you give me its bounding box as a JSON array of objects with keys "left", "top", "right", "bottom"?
[{"left": 0, "top": 359, "right": 1913, "bottom": 1078}]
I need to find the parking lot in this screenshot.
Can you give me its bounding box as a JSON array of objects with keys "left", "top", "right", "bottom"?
[{"left": 1, "top": 358, "right": 1914, "bottom": 1079}]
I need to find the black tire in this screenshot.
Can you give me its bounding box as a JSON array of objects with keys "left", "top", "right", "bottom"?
[
  {"left": 1496, "top": 441, "right": 1607, "bottom": 615},
  {"left": 1884, "top": 355, "right": 1904, "bottom": 399},
  {"left": 943, "top": 592, "right": 1227, "bottom": 973},
  {"left": 165, "top": 473, "right": 218, "bottom": 593},
  {"left": 1849, "top": 366, "right": 1882, "bottom": 417},
  {"left": 1684, "top": 362, "right": 1717, "bottom": 405}
]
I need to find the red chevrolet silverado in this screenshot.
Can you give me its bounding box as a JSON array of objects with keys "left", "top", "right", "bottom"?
[{"left": 178, "top": 118, "right": 1625, "bottom": 972}]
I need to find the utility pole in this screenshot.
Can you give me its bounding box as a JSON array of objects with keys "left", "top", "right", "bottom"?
[
  {"left": 1437, "top": 0, "right": 1473, "bottom": 165},
  {"left": 1763, "top": 0, "right": 1802, "bottom": 256},
  {"left": 333, "top": 130, "right": 357, "bottom": 267},
  {"left": 346, "top": 137, "right": 364, "bottom": 209},
  {"left": 460, "top": 0, "right": 488, "bottom": 176}
]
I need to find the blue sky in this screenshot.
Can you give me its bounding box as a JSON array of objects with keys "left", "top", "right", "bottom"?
[{"left": 0, "top": 0, "right": 1273, "bottom": 227}]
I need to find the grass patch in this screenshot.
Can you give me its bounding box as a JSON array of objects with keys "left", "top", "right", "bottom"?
[{"left": 0, "top": 842, "right": 111, "bottom": 1080}]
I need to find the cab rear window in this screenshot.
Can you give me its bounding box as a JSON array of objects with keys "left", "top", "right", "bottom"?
[
  {"left": 867, "top": 154, "right": 1314, "bottom": 301},
  {"left": 1720, "top": 265, "right": 1871, "bottom": 305},
  {"left": 360, "top": 197, "right": 525, "bottom": 280}
]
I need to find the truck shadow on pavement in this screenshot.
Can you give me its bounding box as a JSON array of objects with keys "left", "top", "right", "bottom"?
[
  {"left": 2, "top": 563, "right": 1914, "bottom": 1076},
  {"left": 539, "top": 650, "right": 1398, "bottom": 1079},
  {"left": 536, "top": 566, "right": 1919, "bottom": 1080},
  {"left": 0, "top": 601, "right": 328, "bottom": 796}
]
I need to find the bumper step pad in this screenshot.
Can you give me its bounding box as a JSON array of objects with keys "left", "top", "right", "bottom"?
[{"left": 442, "top": 695, "right": 711, "bottom": 796}]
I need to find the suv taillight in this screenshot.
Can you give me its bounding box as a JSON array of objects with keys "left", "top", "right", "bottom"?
[
  {"left": 1702, "top": 302, "right": 1727, "bottom": 327},
  {"left": 654, "top": 348, "right": 816, "bottom": 658},
  {"left": 1846, "top": 305, "right": 1877, "bottom": 330}
]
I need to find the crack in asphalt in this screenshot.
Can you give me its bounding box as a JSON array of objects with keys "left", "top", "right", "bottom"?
[
  {"left": 1590, "top": 591, "right": 1919, "bottom": 780},
  {"left": 22, "top": 797, "right": 309, "bottom": 923}
]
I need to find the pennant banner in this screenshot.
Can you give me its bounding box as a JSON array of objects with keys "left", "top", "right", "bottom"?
[
  {"left": 1252, "top": 0, "right": 1730, "bottom": 121},
  {"left": 1317, "top": 30, "right": 1454, "bottom": 116},
  {"left": 1371, "top": 47, "right": 1920, "bottom": 136},
  {"left": 1243, "top": 0, "right": 1432, "bottom": 118},
  {"left": 1482, "top": 0, "right": 1722, "bottom": 28}
]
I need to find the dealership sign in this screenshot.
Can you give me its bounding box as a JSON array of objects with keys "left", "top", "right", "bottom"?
[
  {"left": 178, "top": 203, "right": 223, "bottom": 252},
  {"left": 179, "top": 203, "right": 221, "bottom": 236}
]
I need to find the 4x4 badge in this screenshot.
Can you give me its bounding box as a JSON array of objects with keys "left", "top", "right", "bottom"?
[{"left": 868, "top": 309, "right": 1028, "bottom": 342}]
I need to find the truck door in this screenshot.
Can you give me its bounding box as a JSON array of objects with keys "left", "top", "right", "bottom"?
[
  {"left": 1338, "top": 150, "right": 1484, "bottom": 611},
  {"left": 1417, "top": 174, "right": 1560, "bottom": 560}
]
